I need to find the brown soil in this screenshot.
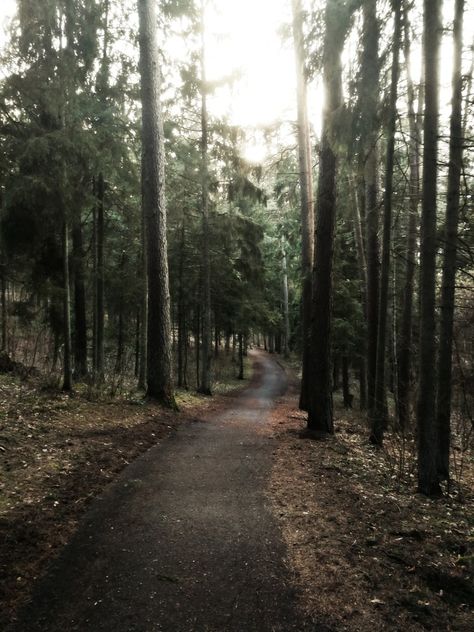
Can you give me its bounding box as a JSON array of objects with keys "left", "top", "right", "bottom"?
[
  {"left": 0, "top": 368, "right": 245, "bottom": 624},
  {"left": 268, "top": 382, "right": 473, "bottom": 631}
]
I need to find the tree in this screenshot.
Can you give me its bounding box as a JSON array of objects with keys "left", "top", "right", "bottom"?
[
  {"left": 198, "top": 0, "right": 212, "bottom": 395},
  {"left": 417, "top": 0, "right": 442, "bottom": 496},
  {"left": 291, "top": 0, "right": 314, "bottom": 410},
  {"left": 370, "top": 0, "right": 401, "bottom": 445},
  {"left": 396, "top": 1, "right": 423, "bottom": 432},
  {"left": 307, "top": 0, "right": 357, "bottom": 433},
  {"left": 138, "top": 0, "right": 175, "bottom": 406},
  {"left": 361, "top": 0, "right": 380, "bottom": 420},
  {"left": 436, "top": 0, "right": 465, "bottom": 481}
]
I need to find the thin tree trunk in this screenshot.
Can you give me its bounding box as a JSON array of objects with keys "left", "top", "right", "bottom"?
[
  {"left": 397, "top": 5, "right": 423, "bottom": 431},
  {"left": 135, "top": 309, "right": 140, "bottom": 377},
  {"left": 291, "top": 0, "right": 314, "bottom": 410},
  {"left": 183, "top": 327, "right": 188, "bottom": 389},
  {"left": 371, "top": 1, "right": 401, "bottom": 445},
  {"left": 115, "top": 253, "right": 126, "bottom": 374},
  {"left": 282, "top": 241, "right": 290, "bottom": 358},
  {"left": 349, "top": 176, "right": 368, "bottom": 409},
  {"left": 436, "top": 0, "right": 465, "bottom": 481},
  {"left": 177, "top": 222, "right": 185, "bottom": 388},
  {"left": 92, "top": 179, "right": 98, "bottom": 376},
  {"left": 350, "top": 175, "right": 367, "bottom": 288},
  {"left": 96, "top": 172, "right": 105, "bottom": 380},
  {"left": 138, "top": 0, "right": 175, "bottom": 406},
  {"left": 238, "top": 332, "right": 244, "bottom": 380},
  {"left": 195, "top": 306, "right": 200, "bottom": 389},
  {"left": 198, "top": 1, "right": 212, "bottom": 395},
  {"left": 362, "top": 0, "right": 380, "bottom": 418},
  {"left": 62, "top": 218, "right": 72, "bottom": 392},
  {"left": 72, "top": 211, "right": 88, "bottom": 378},
  {"left": 1, "top": 254, "right": 7, "bottom": 352},
  {"left": 417, "top": 0, "right": 442, "bottom": 496}
]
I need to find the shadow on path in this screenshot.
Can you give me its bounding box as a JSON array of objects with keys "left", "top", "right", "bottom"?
[{"left": 9, "top": 352, "right": 314, "bottom": 632}]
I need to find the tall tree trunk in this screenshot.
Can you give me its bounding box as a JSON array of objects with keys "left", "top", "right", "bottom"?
[
  {"left": 349, "top": 175, "right": 368, "bottom": 409},
  {"left": 177, "top": 222, "right": 186, "bottom": 388},
  {"left": 92, "top": 179, "right": 98, "bottom": 377},
  {"left": 135, "top": 309, "right": 140, "bottom": 377},
  {"left": 238, "top": 332, "right": 244, "bottom": 380},
  {"left": 72, "top": 211, "right": 88, "bottom": 378},
  {"left": 96, "top": 172, "right": 105, "bottom": 380},
  {"left": 138, "top": 0, "right": 175, "bottom": 406},
  {"left": 138, "top": 202, "right": 147, "bottom": 390},
  {"left": 417, "top": 0, "right": 442, "bottom": 496},
  {"left": 1, "top": 251, "right": 7, "bottom": 353},
  {"left": 308, "top": 0, "right": 354, "bottom": 433},
  {"left": 198, "top": 1, "right": 212, "bottom": 395},
  {"left": 115, "top": 252, "right": 126, "bottom": 374},
  {"left": 436, "top": 0, "right": 465, "bottom": 481},
  {"left": 291, "top": 0, "right": 314, "bottom": 410},
  {"left": 397, "top": 4, "right": 423, "bottom": 431},
  {"left": 282, "top": 241, "right": 290, "bottom": 358},
  {"left": 62, "top": 218, "right": 72, "bottom": 392},
  {"left": 371, "top": 1, "right": 401, "bottom": 446},
  {"left": 361, "top": 0, "right": 380, "bottom": 416}
]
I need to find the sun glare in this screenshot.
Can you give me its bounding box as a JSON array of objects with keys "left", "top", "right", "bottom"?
[
  {"left": 206, "top": 0, "right": 295, "bottom": 127},
  {"left": 204, "top": 0, "right": 325, "bottom": 162}
]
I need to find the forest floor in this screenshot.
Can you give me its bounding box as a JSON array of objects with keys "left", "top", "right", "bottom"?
[
  {"left": 1, "top": 353, "right": 473, "bottom": 630},
  {"left": 0, "top": 353, "right": 249, "bottom": 625},
  {"left": 269, "top": 364, "right": 474, "bottom": 631}
]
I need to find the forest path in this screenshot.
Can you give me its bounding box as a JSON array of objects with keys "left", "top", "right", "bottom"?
[{"left": 10, "top": 351, "right": 314, "bottom": 632}]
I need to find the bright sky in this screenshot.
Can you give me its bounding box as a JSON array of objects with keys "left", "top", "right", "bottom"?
[
  {"left": 205, "top": 0, "right": 295, "bottom": 127},
  {"left": 201, "top": 0, "right": 321, "bottom": 162},
  {"left": 0, "top": 0, "right": 309, "bottom": 163},
  {"left": 2, "top": 0, "right": 473, "bottom": 164}
]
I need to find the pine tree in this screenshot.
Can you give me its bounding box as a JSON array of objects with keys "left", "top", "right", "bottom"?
[
  {"left": 417, "top": 0, "right": 442, "bottom": 496},
  {"left": 138, "top": 0, "right": 175, "bottom": 406}
]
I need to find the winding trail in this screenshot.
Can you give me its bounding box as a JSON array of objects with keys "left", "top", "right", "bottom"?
[{"left": 11, "top": 352, "right": 312, "bottom": 631}]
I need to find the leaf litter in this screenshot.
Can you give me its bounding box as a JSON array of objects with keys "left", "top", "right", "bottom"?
[{"left": 267, "top": 381, "right": 473, "bottom": 632}]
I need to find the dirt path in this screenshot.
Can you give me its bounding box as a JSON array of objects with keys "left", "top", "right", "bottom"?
[{"left": 9, "top": 352, "right": 314, "bottom": 632}]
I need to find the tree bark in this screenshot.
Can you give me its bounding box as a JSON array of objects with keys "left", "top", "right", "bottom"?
[
  {"left": 370, "top": 1, "right": 401, "bottom": 446},
  {"left": 361, "top": 0, "right": 380, "bottom": 419},
  {"left": 198, "top": 0, "right": 212, "bottom": 395},
  {"left": 307, "top": 0, "right": 354, "bottom": 433},
  {"left": 417, "top": 0, "right": 442, "bottom": 496},
  {"left": 96, "top": 172, "right": 105, "bottom": 380},
  {"left": 72, "top": 210, "right": 88, "bottom": 378},
  {"left": 115, "top": 252, "right": 126, "bottom": 374},
  {"left": 238, "top": 332, "right": 244, "bottom": 380},
  {"left": 138, "top": 198, "right": 147, "bottom": 390},
  {"left": 177, "top": 222, "right": 186, "bottom": 388},
  {"left": 291, "top": 0, "right": 314, "bottom": 410},
  {"left": 1, "top": 250, "right": 7, "bottom": 353},
  {"left": 138, "top": 0, "right": 175, "bottom": 406},
  {"left": 62, "top": 218, "right": 72, "bottom": 392},
  {"left": 397, "top": 3, "right": 423, "bottom": 432},
  {"left": 436, "top": 0, "right": 465, "bottom": 481},
  {"left": 282, "top": 241, "right": 290, "bottom": 358}
]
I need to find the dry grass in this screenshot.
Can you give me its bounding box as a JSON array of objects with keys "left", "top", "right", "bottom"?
[{"left": 268, "top": 386, "right": 473, "bottom": 631}]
